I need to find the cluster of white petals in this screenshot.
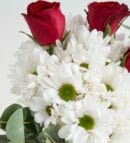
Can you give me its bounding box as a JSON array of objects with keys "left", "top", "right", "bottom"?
[{"left": 10, "top": 15, "right": 130, "bottom": 143}]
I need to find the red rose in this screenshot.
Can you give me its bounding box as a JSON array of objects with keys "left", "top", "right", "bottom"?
[
  {"left": 87, "top": 2, "right": 130, "bottom": 34},
  {"left": 22, "top": 0, "right": 65, "bottom": 46},
  {"left": 124, "top": 50, "right": 130, "bottom": 72}
]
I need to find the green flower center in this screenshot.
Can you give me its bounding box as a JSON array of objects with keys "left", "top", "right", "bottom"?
[
  {"left": 45, "top": 106, "right": 52, "bottom": 116},
  {"left": 80, "top": 63, "right": 89, "bottom": 69},
  {"left": 105, "top": 84, "right": 113, "bottom": 92},
  {"left": 58, "top": 83, "right": 77, "bottom": 101},
  {"left": 109, "top": 133, "right": 113, "bottom": 138},
  {"left": 79, "top": 115, "right": 95, "bottom": 131},
  {"left": 108, "top": 103, "right": 117, "bottom": 110},
  {"left": 108, "top": 104, "right": 114, "bottom": 109},
  {"left": 32, "top": 71, "right": 37, "bottom": 75},
  {"left": 105, "top": 62, "right": 110, "bottom": 65}
]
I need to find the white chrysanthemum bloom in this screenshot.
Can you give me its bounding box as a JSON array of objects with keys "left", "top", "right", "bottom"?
[
  {"left": 38, "top": 63, "right": 85, "bottom": 103},
  {"left": 66, "top": 15, "right": 89, "bottom": 47},
  {"left": 108, "top": 33, "right": 130, "bottom": 62},
  {"left": 66, "top": 15, "right": 87, "bottom": 32},
  {"left": 109, "top": 109, "right": 130, "bottom": 143},
  {"left": 54, "top": 40, "right": 72, "bottom": 63},
  {"left": 28, "top": 89, "right": 59, "bottom": 127},
  {"left": 82, "top": 68, "right": 111, "bottom": 107},
  {"left": 101, "top": 63, "right": 130, "bottom": 109},
  {"left": 55, "top": 35, "right": 90, "bottom": 68},
  {"left": 9, "top": 40, "right": 49, "bottom": 96},
  {"left": 58, "top": 97, "right": 114, "bottom": 143},
  {"left": 83, "top": 30, "right": 110, "bottom": 66},
  {"left": 55, "top": 15, "right": 110, "bottom": 68},
  {"left": 38, "top": 54, "right": 60, "bottom": 78},
  {"left": 55, "top": 32, "right": 110, "bottom": 69},
  {"left": 67, "top": 15, "right": 110, "bottom": 53}
]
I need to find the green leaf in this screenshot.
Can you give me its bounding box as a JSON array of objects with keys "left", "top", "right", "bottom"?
[
  {"left": 84, "top": 9, "right": 87, "bottom": 14},
  {"left": 47, "top": 46, "right": 54, "bottom": 55},
  {"left": 45, "top": 125, "right": 60, "bottom": 142},
  {"left": 105, "top": 84, "right": 113, "bottom": 92},
  {"left": 38, "top": 125, "right": 65, "bottom": 143},
  {"left": 0, "top": 135, "right": 9, "bottom": 143},
  {"left": 120, "top": 53, "right": 128, "bottom": 67},
  {"left": 0, "top": 104, "right": 22, "bottom": 130},
  {"left": 23, "top": 107, "right": 42, "bottom": 142},
  {"left": 37, "top": 130, "right": 54, "bottom": 143},
  {"left": 25, "top": 139, "right": 39, "bottom": 143},
  {"left": 6, "top": 109, "right": 25, "bottom": 143},
  {"left": 37, "top": 130, "right": 46, "bottom": 142},
  {"left": 61, "top": 31, "right": 70, "bottom": 43},
  {"left": 105, "top": 61, "right": 110, "bottom": 66},
  {"left": 44, "top": 125, "right": 64, "bottom": 143},
  {"left": 61, "top": 31, "right": 71, "bottom": 50},
  {"left": 46, "top": 137, "right": 52, "bottom": 143},
  {"left": 103, "top": 24, "right": 111, "bottom": 38},
  {"left": 20, "top": 31, "right": 37, "bottom": 43}
]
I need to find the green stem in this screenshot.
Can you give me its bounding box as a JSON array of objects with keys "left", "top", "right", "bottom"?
[
  {"left": 24, "top": 122, "right": 33, "bottom": 125},
  {"left": 0, "top": 120, "right": 33, "bottom": 126},
  {"left": 47, "top": 45, "right": 54, "bottom": 55},
  {"left": 0, "top": 121, "right": 7, "bottom": 124}
]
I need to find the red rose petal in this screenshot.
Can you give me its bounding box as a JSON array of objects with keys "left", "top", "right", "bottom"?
[{"left": 22, "top": 14, "right": 57, "bottom": 45}]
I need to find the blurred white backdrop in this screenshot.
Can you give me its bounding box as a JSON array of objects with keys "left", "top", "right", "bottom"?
[{"left": 0, "top": 0, "right": 130, "bottom": 115}]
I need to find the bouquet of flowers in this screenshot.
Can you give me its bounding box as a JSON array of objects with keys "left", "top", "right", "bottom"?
[{"left": 1, "top": 1, "right": 130, "bottom": 143}]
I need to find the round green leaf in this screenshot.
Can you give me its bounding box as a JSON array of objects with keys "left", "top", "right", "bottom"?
[
  {"left": 0, "top": 104, "right": 22, "bottom": 130},
  {"left": 6, "top": 108, "right": 25, "bottom": 143},
  {"left": 0, "top": 135, "right": 9, "bottom": 143}
]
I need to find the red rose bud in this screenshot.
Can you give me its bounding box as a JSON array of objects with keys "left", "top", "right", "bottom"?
[
  {"left": 124, "top": 50, "right": 130, "bottom": 72},
  {"left": 87, "top": 2, "right": 130, "bottom": 35},
  {"left": 22, "top": 0, "right": 65, "bottom": 46}
]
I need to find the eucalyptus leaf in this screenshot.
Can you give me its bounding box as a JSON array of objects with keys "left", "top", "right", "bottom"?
[
  {"left": 44, "top": 132, "right": 55, "bottom": 143},
  {"left": 45, "top": 137, "right": 52, "bottom": 143},
  {"left": 0, "top": 135, "right": 9, "bottom": 143},
  {"left": 37, "top": 130, "right": 46, "bottom": 142},
  {"left": 25, "top": 139, "right": 39, "bottom": 143},
  {"left": 6, "top": 109, "right": 25, "bottom": 143},
  {"left": 0, "top": 104, "right": 22, "bottom": 130},
  {"left": 23, "top": 107, "right": 42, "bottom": 141},
  {"left": 45, "top": 125, "right": 64, "bottom": 143},
  {"left": 37, "top": 130, "right": 54, "bottom": 143}
]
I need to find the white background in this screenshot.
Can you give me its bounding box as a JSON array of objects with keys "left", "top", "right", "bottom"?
[{"left": 0, "top": 0, "right": 130, "bottom": 115}]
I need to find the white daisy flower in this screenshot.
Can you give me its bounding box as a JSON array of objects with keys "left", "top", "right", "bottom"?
[
  {"left": 55, "top": 35, "right": 90, "bottom": 69},
  {"left": 108, "top": 33, "right": 130, "bottom": 62},
  {"left": 29, "top": 89, "right": 58, "bottom": 127},
  {"left": 58, "top": 97, "right": 114, "bottom": 143},
  {"left": 101, "top": 63, "right": 130, "bottom": 109},
  {"left": 9, "top": 40, "right": 50, "bottom": 103},
  {"left": 109, "top": 109, "right": 130, "bottom": 143},
  {"left": 66, "top": 15, "right": 89, "bottom": 46},
  {"left": 67, "top": 16, "right": 110, "bottom": 55},
  {"left": 39, "top": 63, "right": 85, "bottom": 103},
  {"left": 55, "top": 30, "right": 110, "bottom": 68},
  {"left": 83, "top": 30, "right": 110, "bottom": 67},
  {"left": 66, "top": 15, "right": 87, "bottom": 33}
]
